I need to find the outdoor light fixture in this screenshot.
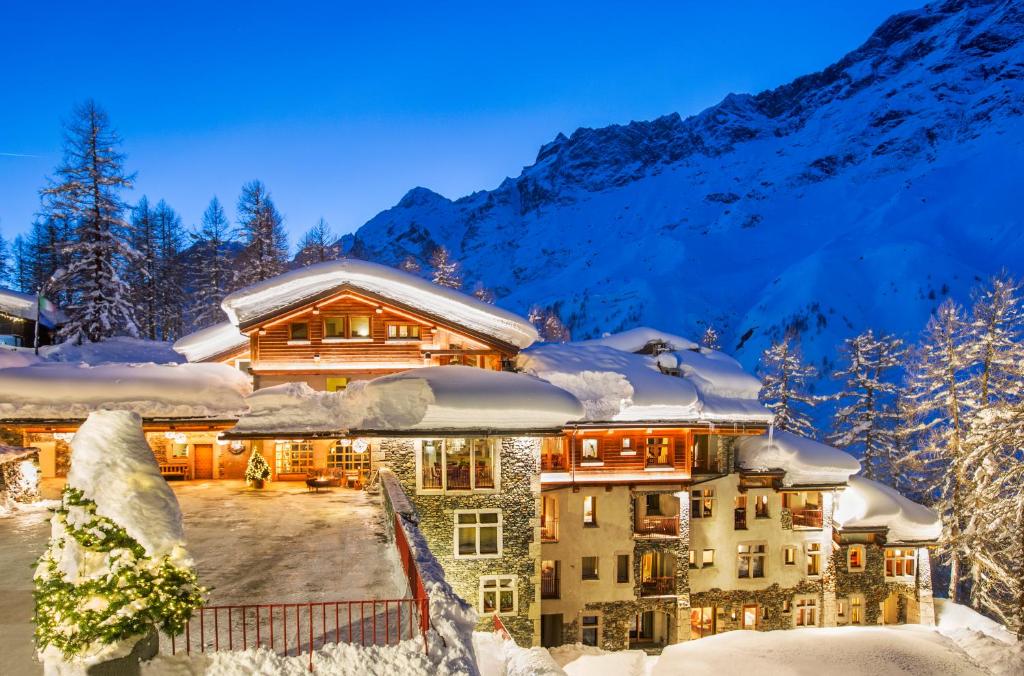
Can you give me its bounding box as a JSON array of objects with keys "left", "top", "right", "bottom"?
[
  {"left": 353, "top": 438, "right": 369, "bottom": 454},
  {"left": 375, "top": 307, "right": 383, "bottom": 314}
]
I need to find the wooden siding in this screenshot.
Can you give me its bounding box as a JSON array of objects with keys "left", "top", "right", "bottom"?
[{"left": 570, "top": 430, "right": 693, "bottom": 473}]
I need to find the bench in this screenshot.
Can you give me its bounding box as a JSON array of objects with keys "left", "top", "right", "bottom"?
[{"left": 160, "top": 463, "right": 191, "bottom": 480}]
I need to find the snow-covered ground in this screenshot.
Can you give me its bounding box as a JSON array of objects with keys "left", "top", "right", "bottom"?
[{"left": 0, "top": 480, "right": 409, "bottom": 675}]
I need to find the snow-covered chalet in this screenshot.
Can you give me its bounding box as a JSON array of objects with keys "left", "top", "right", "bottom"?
[{"left": 0, "top": 260, "right": 940, "bottom": 649}]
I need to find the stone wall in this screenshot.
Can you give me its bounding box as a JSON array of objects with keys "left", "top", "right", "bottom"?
[
  {"left": 574, "top": 598, "right": 679, "bottom": 651},
  {"left": 690, "top": 579, "right": 824, "bottom": 632},
  {"left": 385, "top": 436, "right": 541, "bottom": 645}
]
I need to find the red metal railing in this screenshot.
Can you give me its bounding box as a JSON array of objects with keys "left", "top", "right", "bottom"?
[
  {"left": 162, "top": 513, "right": 430, "bottom": 671},
  {"left": 635, "top": 515, "right": 679, "bottom": 536},
  {"left": 493, "top": 614, "right": 512, "bottom": 640}
]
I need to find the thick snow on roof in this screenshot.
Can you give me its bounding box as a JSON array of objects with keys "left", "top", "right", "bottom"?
[
  {"left": 735, "top": 431, "right": 861, "bottom": 485},
  {"left": 579, "top": 326, "right": 697, "bottom": 352},
  {"left": 220, "top": 259, "right": 539, "bottom": 348},
  {"left": 67, "top": 411, "right": 189, "bottom": 562},
  {"left": 232, "top": 366, "right": 584, "bottom": 434},
  {"left": 173, "top": 321, "right": 248, "bottom": 362},
  {"left": 835, "top": 475, "right": 942, "bottom": 543},
  {"left": 0, "top": 287, "right": 66, "bottom": 327},
  {"left": 41, "top": 337, "right": 185, "bottom": 365},
  {"left": 517, "top": 330, "right": 771, "bottom": 423},
  {"left": 0, "top": 362, "right": 251, "bottom": 420}
]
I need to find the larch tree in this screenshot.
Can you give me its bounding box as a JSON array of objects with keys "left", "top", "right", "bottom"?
[
  {"left": 528, "top": 305, "right": 571, "bottom": 343},
  {"left": 41, "top": 100, "right": 139, "bottom": 342},
  {"left": 233, "top": 180, "right": 288, "bottom": 288},
  {"left": 130, "top": 197, "right": 158, "bottom": 339},
  {"left": 188, "top": 197, "right": 237, "bottom": 329},
  {"left": 10, "top": 235, "right": 33, "bottom": 293},
  {"left": 758, "top": 330, "right": 818, "bottom": 438},
  {"left": 152, "top": 200, "right": 185, "bottom": 340},
  {"left": 295, "top": 218, "right": 340, "bottom": 267},
  {"left": 429, "top": 246, "right": 462, "bottom": 289},
  {"left": 26, "top": 212, "right": 73, "bottom": 303},
  {"left": 700, "top": 325, "right": 721, "bottom": 350},
  {"left": 828, "top": 329, "right": 904, "bottom": 482},
  {"left": 901, "top": 298, "right": 972, "bottom": 602},
  {"left": 399, "top": 255, "right": 422, "bottom": 274}
]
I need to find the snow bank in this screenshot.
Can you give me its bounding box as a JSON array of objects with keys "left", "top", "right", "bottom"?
[
  {"left": 651, "top": 626, "right": 986, "bottom": 676},
  {"left": 518, "top": 331, "right": 771, "bottom": 423},
  {"left": 0, "top": 286, "right": 66, "bottom": 326},
  {"left": 233, "top": 366, "right": 583, "bottom": 434},
  {"left": 67, "top": 411, "right": 189, "bottom": 563},
  {"left": 221, "top": 258, "right": 539, "bottom": 348},
  {"left": 834, "top": 475, "right": 941, "bottom": 542},
  {"left": 934, "top": 600, "right": 1023, "bottom": 676},
  {"left": 40, "top": 337, "right": 185, "bottom": 365},
  {"left": 735, "top": 431, "right": 861, "bottom": 485},
  {"left": 578, "top": 327, "right": 697, "bottom": 352},
  {"left": 172, "top": 321, "right": 248, "bottom": 363},
  {"left": 0, "top": 347, "right": 40, "bottom": 368},
  {"left": 0, "top": 362, "right": 251, "bottom": 419}
]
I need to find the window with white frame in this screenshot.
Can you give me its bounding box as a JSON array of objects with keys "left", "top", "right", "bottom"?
[
  {"left": 418, "top": 438, "right": 498, "bottom": 492},
  {"left": 479, "top": 575, "right": 517, "bottom": 615},
  {"left": 795, "top": 597, "right": 817, "bottom": 627},
  {"left": 783, "top": 545, "right": 798, "bottom": 566},
  {"left": 581, "top": 438, "right": 600, "bottom": 462},
  {"left": 455, "top": 510, "right": 502, "bottom": 558},
  {"left": 848, "top": 544, "right": 865, "bottom": 572},
  {"left": 885, "top": 548, "right": 916, "bottom": 577},
  {"left": 738, "top": 543, "right": 766, "bottom": 578},
  {"left": 580, "top": 614, "right": 601, "bottom": 646},
  {"left": 806, "top": 542, "right": 822, "bottom": 576}
]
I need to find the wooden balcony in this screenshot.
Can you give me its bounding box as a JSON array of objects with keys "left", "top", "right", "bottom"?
[
  {"left": 791, "top": 508, "right": 823, "bottom": 529},
  {"left": 635, "top": 515, "right": 679, "bottom": 537},
  {"left": 640, "top": 577, "right": 675, "bottom": 597}
]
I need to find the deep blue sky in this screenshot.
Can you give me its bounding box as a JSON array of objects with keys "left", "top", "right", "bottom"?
[{"left": 0, "top": 1, "right": 923, "bottom": 247}]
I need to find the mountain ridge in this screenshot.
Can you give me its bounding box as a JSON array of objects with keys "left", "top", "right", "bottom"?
[{"left": 339, "top": 0, "right": 1024, "bottom": 380}]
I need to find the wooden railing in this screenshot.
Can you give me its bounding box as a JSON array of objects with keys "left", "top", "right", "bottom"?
[
  {"left": 541, "top": 518, "right": 559, "bottom": 543},
  {"left": 635, "top": 515, "right": 679, "bottom": 537},
  {"left": 541, "top": 571, "right": 560, "bottom": 599},
  {"left": 640, "top": 577, "right": 675, "bottom": 597},
  {"left": 791, "top": 508, "right": 823, "bottom": 529}
]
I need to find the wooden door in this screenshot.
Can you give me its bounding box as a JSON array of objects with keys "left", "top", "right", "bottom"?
[{"left": 194, "top": 444, "right": 214, "bottom": 480}]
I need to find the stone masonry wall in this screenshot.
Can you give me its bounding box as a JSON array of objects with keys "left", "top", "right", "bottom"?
[{"left": 385, "top": 436, "right": 541, "bottom": 645}]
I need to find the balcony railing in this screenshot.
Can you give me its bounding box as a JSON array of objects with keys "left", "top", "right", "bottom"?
[
  {"left": 734, "top": 508, "right": 747, "bottom": 530},
  {"left": 541, "top": 573, "right": 560, "bottom": 599},
  {"left": 791, "top": 508, "right": 823, "bottom": 529},
  {"left": 635, "top": 515, "right": 679, "bottom": 537},
  {"left": 639, "top": 577, "right": 675, "bottom": 597},
  {"left": 541, "top": 454, "right": 568, "bottom": 472},
  {"left": 541, "top": 518, "right": 559, "bottom": 543}
]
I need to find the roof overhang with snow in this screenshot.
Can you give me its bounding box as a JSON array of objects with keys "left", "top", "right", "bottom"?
[{"left": 220, "top": 259, "right": 539, "bottom": 350}]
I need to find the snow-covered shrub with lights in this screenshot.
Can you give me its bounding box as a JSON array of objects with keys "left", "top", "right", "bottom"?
[
  {"left": 245, "top": 447, "right": 271, "bottom": 485},
  {"left": 0, "top": 445, "right": 41, "bottom": 514},
  {"left": 34, "top": 411, "right": 203, "bottom": 666}
]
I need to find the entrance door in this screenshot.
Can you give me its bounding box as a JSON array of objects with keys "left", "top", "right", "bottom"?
[
  {"left": 742, "top": 604, "right": 759, "bottom": 630},
  {"left": 194, "top": 444, "right": 214, "bottom": 480},
  {"left": 541, "top": 614, "right": 563, "bottom": 648}
]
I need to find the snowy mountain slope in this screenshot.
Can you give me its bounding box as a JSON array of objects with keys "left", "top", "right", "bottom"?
[{"left": 343, "top": 0, "right": 1024, "bottom": 376}]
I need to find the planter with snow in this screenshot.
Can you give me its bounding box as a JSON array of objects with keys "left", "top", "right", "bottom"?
[{"left": 33, "top": 411, "right": 204, "bottom": 674}]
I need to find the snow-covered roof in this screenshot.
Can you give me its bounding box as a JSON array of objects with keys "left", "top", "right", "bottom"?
[
  {"left": 735, "top": 431, "right": 861, "bottom": 485},
  {"left": 0, "top": 445, "right": 37, "bottom": 464},
  {"left": 835, "top": 475, "right": 942, "bottom": 543},
  {"left": 172, "top": 321, "right": 248, "bottom": 362},
  {"left": 67, "top": 411, "right": 190, "bottom": 562},
  {"left": 517, "top": 329, "right": 772, "bottom": 424},
  {"left": 0, "top": 362, "right": 251, "bottom": 420},
  {"left": 231, "top": 365, "right": 584, "bottom": 435},
  {"left": 578, "top": 326, "right": 698, "bottom": 352},
  {"left": 219, "top": 259, "right": 539, "bottom": 348},
  {"left": 0, "top": 287, "right": 66, "bottom": 328},
  {"left": 41, "top": 337, "right": 185, "bottom": 365}
]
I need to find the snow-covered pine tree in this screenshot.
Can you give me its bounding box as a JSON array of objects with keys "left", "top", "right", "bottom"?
[
  {"left": 188, "top": 197, "right": 237, "bottom": 329},
  {"left": 429, "top": 246, "right": 462, "bottom": 289},
  {"left": 472, "top": 282, "right": 496, "bottom": 304},
  {"left": 758, "top": 330, "right": 818, "bottom": 438},
  {"left": 0, "top": 233, "right": 9, "bottom": 286},
  {"left": 34, "top": 411, "right": 203, "bottom": 666},
  {"left": 245, "top": 448, "right": 271, "bottom": 486},
  {"left": 528, "top": 305, "right": 571, "bottom": 342},
  {"left": 9, "top": 235, "right": 33, "bottom": 292},
  {"left": 130, "top": 197, "right": 158, "bottom": 339},
  {"left": 152, "top": 200, "right": 185, "bottom": 340},
  {"left": 41, "top": 101, "right": 139, "bottom": 342},
  {"left": 399, "top": 255, "right": 421, "bottom": 274},
  {"left": 828, "top": 329, "right": 904, "bottom": 482},
  {"left": 233, "top": 180, "right": 288, "bottom": 288},
  {"left": 700, "top": 325, "right": 721, "bottom": 350},
  {"left": 295, "top": 218, "right": 340, "bottom": 267},
  {"left": 26, "top": 212, "right": 73, "bottom": 303},
  {"left": 901, "top": 298, "right": 972, "bottom": 602}
]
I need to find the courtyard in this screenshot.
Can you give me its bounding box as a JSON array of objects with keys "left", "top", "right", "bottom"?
[{"left": 0, "top": 480, "right": 408, "bottom": 674}]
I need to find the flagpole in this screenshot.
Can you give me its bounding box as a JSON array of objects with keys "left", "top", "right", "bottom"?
[{"left": 33, "top": 287, "right": 41, "bottom": 355}]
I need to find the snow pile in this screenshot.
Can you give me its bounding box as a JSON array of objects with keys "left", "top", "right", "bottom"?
[
  {"left": 35, "top": 412, "right": 203, "bottom": 666},
  {"left": 518, "top": 330, "right": 771, "bottom": 423},
  {"left": 0, "top": 445, "right": 41, "bottom": 516},
  {"left": 934, "top": 600, "right": 1023, "bottom": 676},
  {"left": 233, "top": 366, "right": 583, "bottom": 434},
  {"left": 0, "top": 286, "right": 66, "bottom": 326},
  {"left": 0, "top": 347, "right": 41, "bottom": 368},
  {"left": 578, "top": 327, "right": 697, "bottom": 353},
  {"left": 172, "top": 321, "right": 248, "bottom": 363},
  {"left": 0, "top": 362, "right": 251, "bottom": 419},
  {"left": 735, "top": 431, "right": 861, "bottom": 485},
  {"left": 41, "top": 337, "right": 185, "bottom": 365},
  {"left": 549, "top": 644, "right": 648, "bottom": 676},
  {"left": 834, "top": 475, "right": 942, "bottom": 543},
  {"left": 220, "top": 258, "right": 539, "bottom": 348}
]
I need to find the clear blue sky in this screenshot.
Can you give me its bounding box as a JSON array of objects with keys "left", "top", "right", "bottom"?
[{"left": 0, "top": 1, "right": 923, "bottom": 247}]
